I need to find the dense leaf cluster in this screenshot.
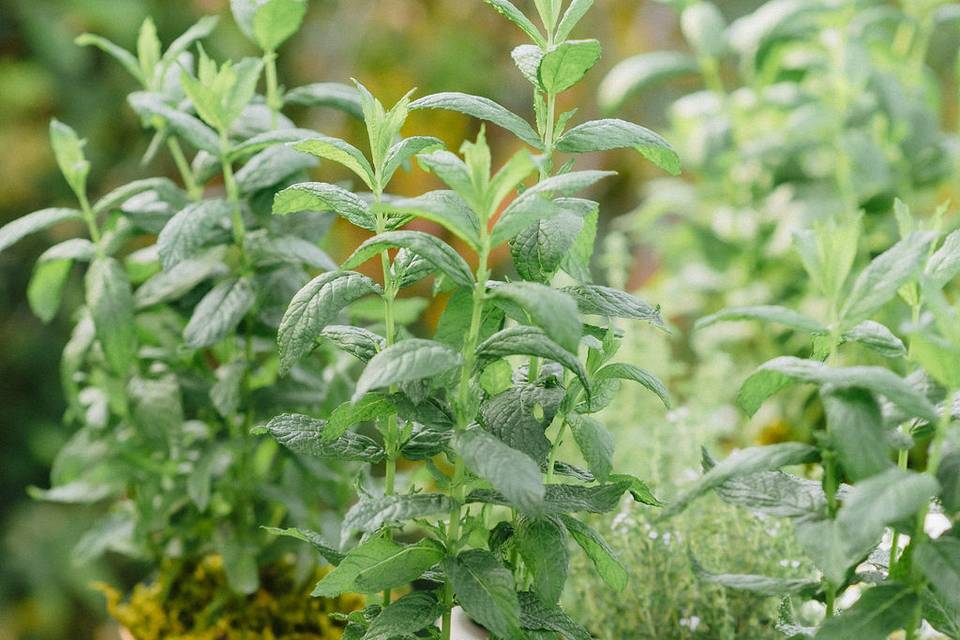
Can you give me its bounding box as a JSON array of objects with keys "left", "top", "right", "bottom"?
[{"left": 2, "top": 0, "right": 679, "bottom": 637}]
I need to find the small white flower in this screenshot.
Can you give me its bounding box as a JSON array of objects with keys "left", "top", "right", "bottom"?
[
  {"left": 688, "top": 616, "right": 701, "bottom": 631},
  {"left": 791, "top": 560, "right": 801, "bottom": 569},
  {"left": 649, "top": 530, "right": 659, "bottom": 540},
  {"left": 779, "top": 559, "right": 789, "bottom": 567}
]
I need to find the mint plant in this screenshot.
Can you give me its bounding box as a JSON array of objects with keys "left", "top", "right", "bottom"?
[
  {"left": 257, "top": 0, "right": 680, "bottom": 637},
  {"left": 599, "top": 0, "right": 955, "bottom": 331},
  {"left": 0, "top": 0, "right": 372, "bottom": 608},
  {"left": 675, "top": 203, "right": 960, "bottom": 638}
]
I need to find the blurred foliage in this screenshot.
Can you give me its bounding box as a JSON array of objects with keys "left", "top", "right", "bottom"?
[{"left": 4, "top": 0, "right": 958, "bottom": 638}]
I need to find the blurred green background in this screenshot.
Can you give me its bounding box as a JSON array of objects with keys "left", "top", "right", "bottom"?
[{"left": 1, "top": 0, "right": 935, "bottom": 638}]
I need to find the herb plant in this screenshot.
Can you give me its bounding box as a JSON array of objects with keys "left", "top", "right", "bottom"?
[
  {"left": 257, "top": 0, "right": 681, "bottom": 637},
  {"left": 0, "top": 0, "right": 374, "bottom": 616},
  {"left": 600, "top": 0, "right": 956, "bottom": 335},
  {"left": 675, "top": 202, "right": 960, "bottom": 638}
]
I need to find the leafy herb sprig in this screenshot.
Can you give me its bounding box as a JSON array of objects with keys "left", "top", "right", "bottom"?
[
  {"left": 259, "top": 0, "right": 680, "bottom": 637},
  {"left": 678, "top": 201, "right": 960, "bottom": 638},
  {"left": 1, "top": 0, "right": 369, "bottom": 597}
]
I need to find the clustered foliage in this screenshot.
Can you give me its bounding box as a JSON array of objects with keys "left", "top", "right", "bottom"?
[
  {"left": 616, "top": 2, "right": 960, "bottom": 638},
  {"left": 0, "top": 0, "right": 681, "bottom": 638},
  {"left": 605, "top": 0, "right": 956, "bottom": 330}
]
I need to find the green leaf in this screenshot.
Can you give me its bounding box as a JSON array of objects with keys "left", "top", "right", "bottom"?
[
  {"left": 555, "top": 0, "right": 594, "bottom": 41},
  {"left": 822, "top": 388, "right": 893, "bottom": 482},
  {"left": 236, "top": 146, "right": 316, "bottom": 195},
  {"left": 470, "top": 480, "right": 647, "bottom": 513},
  {"left": 938, "top": 450, "right": 960, "bottom": 514},
  {"left": 343, "top": 231, "right": 475, "bottom": 288},
  {"left": 362, "top": 591, "right": 444, "bottom": 640},
  {"left": 712, "top": 469, "right": 826, "bottom": 520},
  {"left": 814, "top": 584, "right": 918, "bottom": 640},
  {"left": 50, "top": 120, "right": 90, "bottom": 199},
  {"left": 476, "top": 326, "right": 589, "bottom": 391},
  {"left": 662, "top": 443, "right": 819, "bottom": 519},
  {"left": 75, "top": 33, "right": 144, "bottom": 85},
  {"left": 410, "top": 92, "right": 543, "bottom": 149},
  {"left": 382, "top": 136, "right": 444, "bottom": 186},
  {"left": 538, "top": 40, "right": 602, "bottom": 94},
  {"left": 594, "top": 362, "right": 671, "bottom": 408},
  {"left": 262, "top": 526, "right": 344, "bottom": 566},
  {"left": 916, "top": 537, "right": 960, "bottom": 611},
  {"left": 695, "top": 305, "right": 826, "bottom": 334},
  {"left": 135, "top": 246, "right": 228, "bottom": 308},
  {"left": 137, "top": 18, "right": 161, "bottom": 86},
  {"left": 598, "top": 51, "right": 699, "bottom": 114},
  {"left": 445, "top": 549, "right": 522, "bottom": 639},
  {"left": 457, "top": 427, "right": 545, "bottom": 515},
  {"left": 324, "top": 394, "right": 396, "bottom": 442},
  {"left": 85, "top": 257, "right": 137, "bottom": 376},
  {"left": 737, "top": 356, "right": 937, "bottom": 422},
  {"left": 262, "top": 414, "right": 386, "bottom": 462},
  {"left": 517, "top": 517, "right": 569, "bottom": 604},
  {"left": 558, "top": 515, "right": 626, "bottom": 592},
  {"left": 518, "top": 591, "right": 592, "bottom": 640},
  {"left": 388, "top": 191, "right": 482, "bottom": 250},
  {"left": 247, "top": 233, "right": 337, "bottom": 270},
  {"left": 128, "top": 92, "right": 221, "bottom": 154},
  {"left": 511, "top": 200, "right": 589, "bottom": 282},
  {"left": 481, "top": 383, "right": 562, "bottom": 462},
  {"left": 342, "top": 493, "right": 456, "bottom": 539},
  {"left": 839, "top": 231, "right": 938, "bottom": 327},
  {"left": 28, "top": 257, "right": 73, "bottom": 323},
  {"left": 320, "top": 325, "right": 385, "bottom": 363},
  {"left": 566, "top": 414, "right": 614, "bottom": 482},
  {"left": 483, "top": 0, "right": 547, "bottom": 47},
  {"left": 691, "top": 555, "right": 818, "bottom": 596},
  {"left": 561, "top": 284, "right": 663, "bottom": 326},
  {"left": 221, "top": 538, "right": 259, "bottom": 595},
  {"left": 0, "top": 208, "right": 82, "bottom": 256},
  {"left": 313, "top": 536, "right": 443, "bottom": 597},
  {"left": 353, "top": 339, "right": 463, "bottom": 401},
  {"left": 278, "top": 271, "right": 382, "bottom": 374},
  {"left": 157, "top": 199, "right": 233, "bottom": 270},
  {"left": 488, "top": 282, "right": 581, "bottom": 353},
  {"left": 93, "top": 177, "right": 186, "bottom": 216},
  {"left": 492, "top": 171, "right": 614, "bottom": 246},
  {"left": 284, "top": 82, "right": 363, "bottom": 119},
  {"left": 274, "top": 182, "right": 376, "bottom": 231},
  {"left": 681, "top": 2, "right": 728, "bottom": 58},
  {"left": 557, "top": 118, "right": 680, "bottom": 176},
  {"left": 926, "top": 228, "right": 960, "bottom": 289},
  {"left": 293, "top": 137, "right": 376, "bottom": 191},
  {"left": 841, "top": 321, "right": 906, "bottom": 358},
  {"left": 183, "top": 277, "right": 256, "bottom": 348},
  {"left": 163, "top": 15, "right": 220, "bottom": 66},
  {"left": 246, "top": 0, "right": 307, "bottom": 51}
]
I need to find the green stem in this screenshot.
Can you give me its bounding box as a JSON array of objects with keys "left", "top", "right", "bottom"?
[
  {"left": 264, "top": 50, "right": 282, "bottom": 129},
  {"left": 544, "top": 414, "right": 568, "bottom": 484},
  {"left": 167, "top": 137, "right": 202, "bottom": 200},
  {"left": 220, "top": 135, "right": 246, "bottom": 251},
  {"left": 889, "top": 447, "right": 910, "bottom": 569},
  {"left": 440, "top": 234, "right": 490, "bottom": 640},
  {"left": 77, "top": 191, "right": 101, "bottom": 245}
]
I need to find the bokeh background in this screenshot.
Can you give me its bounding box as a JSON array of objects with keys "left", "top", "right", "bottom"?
[{"left": 2, "top": 1, "right": 958, "bottom": 638}]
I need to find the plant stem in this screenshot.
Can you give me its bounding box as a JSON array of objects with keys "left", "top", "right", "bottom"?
[
  {"left": 264, "top": 50, "right": 282, "bottom": 129},
  {"left": 77, "top": 191, "right": 101, "bottom": 245},
  {"left": 889, "top": 447, "right": 910, "bottom": 569},
  {"left": 166, "top": 137, "right": 202, "bottom": 200},
  {"left": 220, "top": 135, "right": 246, "bottom": 251}
]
